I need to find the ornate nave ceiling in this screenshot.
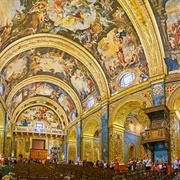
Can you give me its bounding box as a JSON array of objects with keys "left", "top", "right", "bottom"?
[{"left": 0, "top": 0, "right": 179, "bottom": 131}]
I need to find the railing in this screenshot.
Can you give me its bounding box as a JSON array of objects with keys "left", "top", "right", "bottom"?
[
  {"left": 13, "top": 127, "right": 66, "bottom": 135},
  {"left": 141, "top": 127, "right": 169, "bottom": 144}
]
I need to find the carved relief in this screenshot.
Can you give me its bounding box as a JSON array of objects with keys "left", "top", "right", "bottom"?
[
  {"left": 109, "top": 128, "right": 124, "bottom": 163},
  {"left": 68, "top": 144, "right": 76, "bottom": 162},
  {"left": 82, "top": 139, "right": 93, "bottom": 161}
]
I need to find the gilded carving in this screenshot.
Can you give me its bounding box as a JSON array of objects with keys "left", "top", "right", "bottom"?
[
  {"left": 68, "top": 128, "right": 77, "bottom": 142},
  {"left": 83, "top": 117, "right": 100, "bottom": 136},
  {"left": 5, "top": 137, "right": 11, "bottom": 157},
  {"left": 0, "top": 132, "right": 4, "bottom": 156},
  {"left": 82, "top": 139, "right": 93, "bottom": 161},
  {"left": 68, "top": 144, "right": 76, "bottom": 162},
  {"left": 169, "top": 113, "right": 179, "bottom": 162},
  {"left": 109, "top": 128, "right": 124, "bottom": 163},
  {"left": 0, "top": 103, "right": 5, "bottom": 128}
]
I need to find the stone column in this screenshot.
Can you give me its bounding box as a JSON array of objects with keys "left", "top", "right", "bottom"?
[
  {"left": 63, "top": 131, "right": 68, "bottom": 161},
  {"left": 77, "top": 121, "right": 82, "bottom": 161}
]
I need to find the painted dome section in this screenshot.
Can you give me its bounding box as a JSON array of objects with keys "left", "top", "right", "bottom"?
[
  {"left": 1, "top": 47, "right": 100, "bottom": 101},
  {"left": 9, "top": 82, "right": 77, "bottom": 122},
  {"left": 15, "top": 105, "right": 62, "bottom": 130},
  {"left": 0, "top": 0, "right": 148, "bottom": 95}
]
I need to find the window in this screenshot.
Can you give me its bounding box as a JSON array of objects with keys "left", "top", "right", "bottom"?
[
  {"left": 0, "top": 85, "right": 3, "bottom": 95},
  {"left": 87, "top": 96, "right": 94, "bottom": 108},
  {"left": 71, "top": 112, "right": 75, "bottom": 121},
  {"left": 119, "top": 72, "right": 135, "bottom": 87},
  {"left": 36, "top": 122, "right": 44, "bottom": 129}
]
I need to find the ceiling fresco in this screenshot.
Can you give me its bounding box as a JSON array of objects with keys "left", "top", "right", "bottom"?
[
  {"left": 1, "top": 47, "right": 100, "bottom": 101},
  {"left": 16, "top": 105, "right": 62, "bottom": 130},
  {"left": 149, "top": 0, "right": 180, "bottom": 74},
  {"left": 0, "top": 0, "right": 178, "bottom": 130},
  {"left": 12, "top": 98, "right": 68, "bottom": 127},
  {"left": 9, "top": 82, "right": 77, "bottom": 122},
  {"left": 0, "top": 0, "right": 149, "bottom": 95}
]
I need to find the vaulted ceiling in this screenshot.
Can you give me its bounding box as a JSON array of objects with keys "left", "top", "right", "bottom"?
[{"left": 0, "top": 0, "right": 179, "bottom": 131}]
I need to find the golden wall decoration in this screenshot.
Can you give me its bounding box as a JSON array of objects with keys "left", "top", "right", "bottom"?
[
  {"left": 0, "top": 103, "right": 5, "bottom": 128},
  {"left": 68, "top": 143, "right": 76, "bottom": 162},
  {"left": 169, "top": 112, "right": 179, "bottom": 162},
  {"left": 83, "top": 117, "right": 100, "bottom": 136},
  {"left": 5, "top": 137, "right": 12, "bottom": 157},
  {"left": 68, "top": 127, "right": 77, "bottom": 142},
  {"left": 93, "top": 140, "right": 101, "bottom": 161},
  {"left": 0, "top": 131, "right": 4, "bottom": 157},
  {"left": 110, "top": 101, "right": 143, "bottom": 127},
  {"left": 109, "top": 127, "right": 124, "bottom": 163},
  {"left": 81, "top": 138, "right": 94, "bottom": 161},
  {"left": 17, "top": 137, "right": 25, "bottom": 158}
]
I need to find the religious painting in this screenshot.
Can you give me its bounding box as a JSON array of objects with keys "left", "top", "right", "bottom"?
[
  {"left": 164, "top": 0, "right": 180, "bottom": 73},
  {"left": 16, "top": 106, "right": 61, "bottom": 130},
  {"left": 0, "top": 0, "right": 148, "bottom": 95},
  {"left": 1, "top": 47, "right": 100, "bottom": 102},
  {"left": 9, "top": 82, "right": 77, "bottom": 121}
]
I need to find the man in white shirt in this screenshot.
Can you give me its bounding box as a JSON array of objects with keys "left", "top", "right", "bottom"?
[
  {"left": 173, "top": 157, "right": 179, "bottom": 174},
  {"left": 145, "top": 157, "right": 151, "bottom": 171}
]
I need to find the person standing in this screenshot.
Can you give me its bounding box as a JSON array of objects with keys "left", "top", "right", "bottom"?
[
  {"left": 173, "top": 157, "right": 179, "bottom": 174},
  {"left": 145, "top": 157, "right": 151, "bottom": 171}
]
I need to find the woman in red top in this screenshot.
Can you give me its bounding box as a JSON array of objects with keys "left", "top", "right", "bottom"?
[{"left": 114, "top": 159, "right": 119, "bottom": 170}]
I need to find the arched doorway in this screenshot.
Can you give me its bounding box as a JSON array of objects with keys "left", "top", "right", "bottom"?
[{"left": 128, "top": 143, "right": 136, "bottom": 160}]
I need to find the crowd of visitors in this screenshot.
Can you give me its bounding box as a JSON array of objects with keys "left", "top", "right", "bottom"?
[{"left": 0, "top": 156, "right": 179, "bottom": 178}]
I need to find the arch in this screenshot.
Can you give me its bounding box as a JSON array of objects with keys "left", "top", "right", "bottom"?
[
  {"left": 109, "top": 97, "right": 149, "bottom": 127},
  {"left": 67, "top": 127, "right": 77, "bottom": 142},
  {"left": 13, "top": 103, "right": 64, "bottom": 130},
  {"left": 11, "top": 97, "right": 68, "bottom": 127},
  {"left": 0, "top": 34, "right": 110, "bottom": 100},
  {"left": 128, "top": 143, "right": 136, "bottom": 161},
  {"left": 117, "top": 0, "right": 166, "bottom": 76},
  {"left": 167, "top": 85, "right": 180, "bottom": 111},
  {"left": 6, "top": 75, "right": 82, "bottom": 116},
  {"left": 83, "top": 115, "right": 101, "bottom": 136}
]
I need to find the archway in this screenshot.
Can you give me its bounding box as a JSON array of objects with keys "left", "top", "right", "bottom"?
[
  {"left": 128, "top": 143, "right": 136, "bottom": 161},
  {"left": 109, "top": 99, "right": 150, "bottom": 163}
]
